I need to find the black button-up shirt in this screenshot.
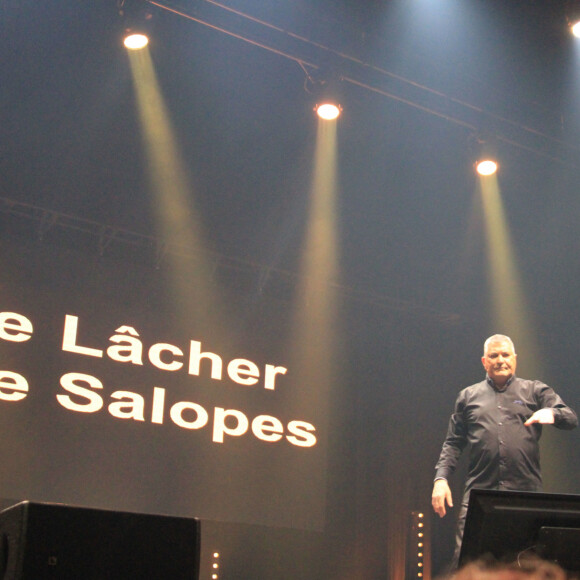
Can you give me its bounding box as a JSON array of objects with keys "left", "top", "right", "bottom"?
[{"left": 434, "top": 376, "right": 578, "bottom": 494}]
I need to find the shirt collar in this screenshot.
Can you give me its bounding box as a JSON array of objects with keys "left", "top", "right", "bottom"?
[{"left": 486, "top": 373, "right": 515, "bottom": 391}]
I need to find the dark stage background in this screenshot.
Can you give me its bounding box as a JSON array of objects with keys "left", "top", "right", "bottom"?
[
  {"left": 0, "top": 235, "right": 327, "bottom": 531},
  {"left": 2, "top": 1, "right": 580, "bottom": 578}
]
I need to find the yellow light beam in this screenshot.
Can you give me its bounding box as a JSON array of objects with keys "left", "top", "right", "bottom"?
[
  {"left": 480, "top": 175, "right": 570, "bottom": 490},
  {"left": 479, "top": 174, "right": 538, "bottom": 376},
  {"left": 127, "top": 47, "right": 222, "bottom": 335},
  {"left": 289, "top": 119, "right": 341, "bottom": 394}
]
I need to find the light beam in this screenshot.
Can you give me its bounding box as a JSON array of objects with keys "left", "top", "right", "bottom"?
[{"left": 126, "top": 47, "right": 224, "bottom": 338}]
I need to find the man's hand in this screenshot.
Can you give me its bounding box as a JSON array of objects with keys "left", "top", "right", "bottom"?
[
  {"left": 524, "top": 408, "right": 555, "bottom": 426},
  {"left": 432, "top": 478, "right": 453, "bottom": 518}
]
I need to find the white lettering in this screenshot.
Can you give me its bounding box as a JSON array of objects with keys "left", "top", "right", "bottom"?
[
  {"left": 286, "top": 420, "right": 317, "bottom": 448},
  {"left": 213, "top": 407, "right": 249, "bottom": 443},
  {"left": 151, "top": 386, "right": 165, "bottom": 424},
  {"left": 0, "top": 312, "right": 33, "bottom": 343},
  {"left": 0, "top": 370, "right": 28, "bottom": 401},
  {"left": 114, "top": 325, "right": 139, "bottom": 336},
  {"left": 252, "top": 414, "right": 284, "bottom": 442},
  {"left": 149, "top": 343, "right": 183, "bottom": 372},
  {"left": 61, "top": 318, "right": 284, "bottom": 390},
  {"left": 264, "top": 364, "right": 287, "bottom": 391},
  {"left": 170, "top": 401, "right": 209, "bottom": 430},
  {"left": 54, "top": 376, "right": 314, "bottom": 448},
  {"left": 109, "top": 391, "right": 145, "bottom": 421},
  {"left": 227, "top": 358, "right": 259, "bottom": 386},
  {"left": 188, "top": 341, "right": 223, "bottom": 379},
  {"left": 62, "top": 315, "right": 103, "bottom": 358},
  {"left": 57, "top": 372, "right": 104, "bottom": 412},
  {"left": 107, "top": 334, "right": 143, "bottom": 365}
]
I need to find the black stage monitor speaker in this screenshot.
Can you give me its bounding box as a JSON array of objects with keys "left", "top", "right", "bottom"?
[
  {"left": 459, "top": 489, "right": 580, "bottom": 571},
  {"left": 0, "top": 500, "right": 200, "bottom": 579}
]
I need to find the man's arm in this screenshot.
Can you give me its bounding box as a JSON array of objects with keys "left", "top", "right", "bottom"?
[
  {"left": 531, "top": 381, "right": 578, "bottom": 430},
  {"left": 432, "top": 392, "right": 468, "bottom": 518}
]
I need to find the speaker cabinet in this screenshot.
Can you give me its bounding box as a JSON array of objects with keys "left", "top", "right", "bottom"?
[{"left": 0, "top": 501, "right": 200, "bottom": 579}]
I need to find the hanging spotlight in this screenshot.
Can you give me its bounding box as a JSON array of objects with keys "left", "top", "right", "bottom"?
[
  {"left": 304, "top": 66, "right": 344, "bottom": 121},
  {"left": 124, "top": 30, "right": 149, "bottom": 50},
  {"left": 476, "top": 158, "right": 499, "bottom": 176},
  {"left": 119, "top": 0, "right": 152, "bottom": 50},
  {"left": 470, "top": 132, "right": 499, "bottom": 176},
  {"left": 124, "top": 31, "right": 149, "bottom": 50},
  {"left": 567, "top": 1, "right": 580, "bottom": 37},
  {"left": 315, "top": 101, "right": 342, "bottom": 121}
]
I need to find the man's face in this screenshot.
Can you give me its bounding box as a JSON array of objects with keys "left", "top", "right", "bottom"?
[{"left": 481, "top": 339, "right": 517, "bottom": 386}]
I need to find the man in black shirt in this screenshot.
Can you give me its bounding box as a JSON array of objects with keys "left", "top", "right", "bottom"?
[{"left": 431, "top": 334, "right": 578, "bottom": 568}]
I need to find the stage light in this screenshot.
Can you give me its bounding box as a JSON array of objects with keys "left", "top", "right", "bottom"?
[
  {"left": 124, "top": 32, "right": 149, "bottom": 50},
  {"left": 315, "top": 101, "right": 342, "bottom": 120},
  {"left": 470, "top": 132, "right": 499, "bottom": 176},
  {"left": 304, "top": 66, "right": 344, "bottom": 121},
  {"left": 410, "top": 511, "right": 430, "bottom": 580},
  {"left": 211, "top": 550, "right": 220, "bottom": 579},
  {"left": 476, "top": 158, "right": 498, "bottom": 176},
  {"left": 119, "top": 0, "right": 152, "bottom": 50},
  {"left": 567, "top": 2, "right": 580, "bottom": 37}
]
